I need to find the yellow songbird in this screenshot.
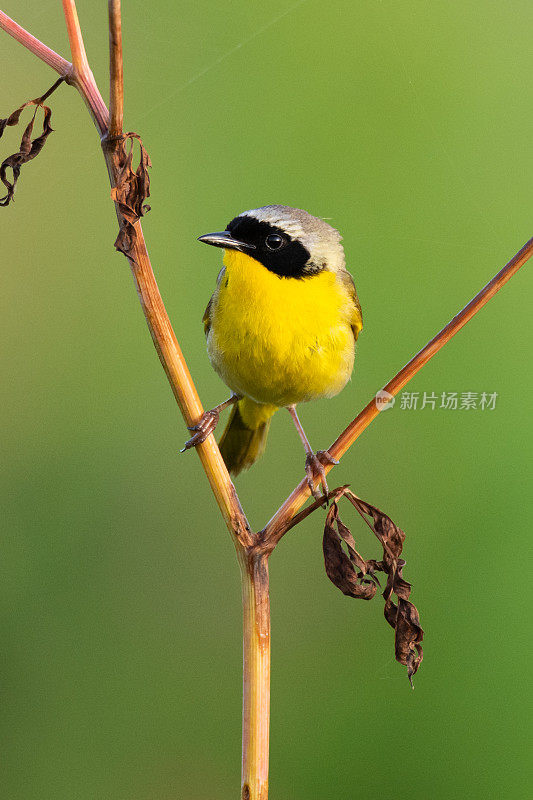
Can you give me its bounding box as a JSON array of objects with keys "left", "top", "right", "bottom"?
[{"left": 183, "top": 205, "right": 362, "bottom": 498}]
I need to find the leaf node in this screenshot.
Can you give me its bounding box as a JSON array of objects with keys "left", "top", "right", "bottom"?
[{"left": 105, "top": 132, "right": 151, "bottom": 263}]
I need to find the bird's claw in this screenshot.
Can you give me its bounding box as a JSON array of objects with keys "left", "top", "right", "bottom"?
[
  {"left": 304, "top": 450, "right": 337, "bottom": 505},
  {"left": 180, "top": 409, "right": 220, "bottom": 451},
  {"left": 316, "top": 449, "right": 339, "bottom": 467}
]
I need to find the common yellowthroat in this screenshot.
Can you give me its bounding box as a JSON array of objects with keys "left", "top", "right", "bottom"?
[{"left": 183, "top": 205, "right": 362, "bottom": 499}]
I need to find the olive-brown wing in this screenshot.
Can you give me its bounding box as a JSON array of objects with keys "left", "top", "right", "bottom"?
[{"left": 339, "top": 269, "right": 363, "bottom": 340}]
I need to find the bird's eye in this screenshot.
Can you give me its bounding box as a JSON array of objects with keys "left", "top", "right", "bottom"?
[{"left": 265, "top": 233, "right": 285, "bottom": 250}]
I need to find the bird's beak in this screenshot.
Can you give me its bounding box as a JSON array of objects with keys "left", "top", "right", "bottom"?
[{"left": 197, "top": 231, "right": 255, "bottom": 252}]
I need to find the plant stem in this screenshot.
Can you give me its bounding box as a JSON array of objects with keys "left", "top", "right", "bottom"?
[
  {"left": 61, "top": 0, "right": 89, "bottom": 74},
  {"left": 123, "top": 222, "right": 253, "bottom": 545},
  {"left": 74, "top": 69, "right": 110, "bottom": 135},
  {"left": 108, "top": 0, "right": 123, "bottom": 137},
  {"left": 0, "top": 10, "right": 71, "bottom": 76},
  {"left": 239, "top": 550, "right": 270, "bottom": 800},
  {"left": 263, "top": 234, "right": 533, "bottom": 543}
]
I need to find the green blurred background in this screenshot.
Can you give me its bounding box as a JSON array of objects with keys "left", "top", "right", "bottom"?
[{"left": 2, "top": 1, "right": 532, "bottom": 798}]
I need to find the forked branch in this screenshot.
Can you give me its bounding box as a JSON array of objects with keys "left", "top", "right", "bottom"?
[{"left": 1, "top": 5, "right": 531, "bottom": 800}]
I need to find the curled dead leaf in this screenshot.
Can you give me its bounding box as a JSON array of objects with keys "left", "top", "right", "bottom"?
[
  {"left": 0, "top": 78, "right": 64, "bottom": 207},
  {"left": 323, "top": 489, "right": 423, "bottom": 684},
  {"left": 105, "top": 132, "right": 151, "bottom": 263},
  {"left": 323, "top": 502, "right": 379, "bottom": 600}
]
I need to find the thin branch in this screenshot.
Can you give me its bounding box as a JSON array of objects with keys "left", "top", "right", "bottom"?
[
  {"left": 61, "top": 0, "right": 89, "bottom": 74},
  {"left": 108, "top": 0, "right": 123, "bottom": 138},
  {"left": 263, "top": 235, "right": 533, "bottom": 544},
  {"left": 0, "top": 10, "right": 71, "bottom": 77},
  {"left": 123, "top": 221, "right": 253, "bottom": 546},
  {"left": 61, "top": 1, "right": 109, "bottom": 134},
  {"left": 94, "top": 9, "right": 250, "bottom": 547}
]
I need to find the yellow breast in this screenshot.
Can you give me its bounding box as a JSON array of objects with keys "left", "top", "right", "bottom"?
[{"left": 207, "top": 250, "right": 355, "bottom": 407}]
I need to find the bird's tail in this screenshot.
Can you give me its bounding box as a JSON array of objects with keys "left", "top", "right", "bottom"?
[{"left": 219, "top": 397, "right": 277, "bottom": 476}]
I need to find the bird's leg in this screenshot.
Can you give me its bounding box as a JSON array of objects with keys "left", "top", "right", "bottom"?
[
  {"left": 181, "top": 394, "right": 241, "bottom": 451},
  {"left": 286, "top": 405, "right": 338, "bottom": 504}
]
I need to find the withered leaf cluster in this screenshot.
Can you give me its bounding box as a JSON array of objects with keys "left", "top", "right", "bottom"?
[
  {"left": 323, "top": 488, "right": 423, "bottom": 684},
  {"left": 0, "top": 78, "right": 64, "bottom": 207},
  {"left": 107, "top": 132, "right": 151, "bottom": 263}
]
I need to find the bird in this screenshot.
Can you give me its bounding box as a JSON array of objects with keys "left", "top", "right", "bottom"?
[{"left": 182, "top": 205, "right": 362, "bottom": 500}]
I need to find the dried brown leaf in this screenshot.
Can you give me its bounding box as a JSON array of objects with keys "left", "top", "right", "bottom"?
[
  {"left": 323, "top": 491, "right": 424, "bottom": 684},
  {"left": 106, "top": 132, "right": 151, "bottom": 263},
  {"left": 323, "top": 503, "right": 379, "bottom": 600},
  {"left": 0, "top": 78, "right": 64, "bottom": 207}
]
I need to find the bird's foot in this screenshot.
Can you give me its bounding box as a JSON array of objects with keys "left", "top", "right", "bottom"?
[
  {"left": 181, "top": 409, "right": 220, "bottom": 451},
  {"left": 304, "top": 450, "right": 339, "bottom": 505}
]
